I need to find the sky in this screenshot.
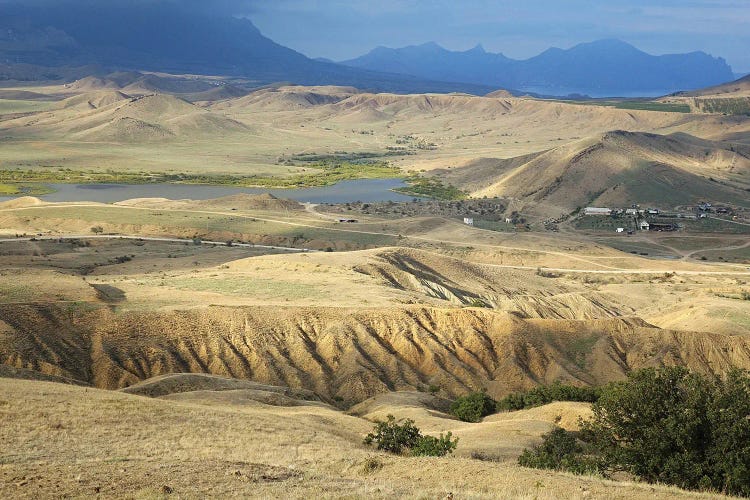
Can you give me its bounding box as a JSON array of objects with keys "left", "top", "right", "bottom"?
[
  {"left": 240, "top": 0, "right": 750, "bottom": 73},
  {"left": 1, "top": 0, "right": 747, "bottom": 73}
]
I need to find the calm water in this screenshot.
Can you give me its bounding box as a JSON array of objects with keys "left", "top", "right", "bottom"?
[{"left": 2, "top": 179, "right": 421, "bottom": 204}]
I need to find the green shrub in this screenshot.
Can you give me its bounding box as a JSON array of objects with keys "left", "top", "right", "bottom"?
[
  {"left": 450, "top": 392, "right": 497, "bottom": 422},
  {"left": 363, "top": 415, "right": 458, "bottom": 457},
  {"left": 518, "top": 427, "right": 600, "bottom": 475},
  {"left": 363, "top": 415, "right": 421, "bottom": 454},
  {"left": 497, "top": 382, "right": 600, "bottom": 411},
  {"left": 412, "top": 432, "right": 459, "bottom": 457}
]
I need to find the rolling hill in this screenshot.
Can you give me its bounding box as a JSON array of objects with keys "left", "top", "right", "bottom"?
[
  {"left": 1, "top": 92, "right": 249, "bottom": 142},
  {"left": 437, "top": 130, "right": 750, "bottom": 214}
]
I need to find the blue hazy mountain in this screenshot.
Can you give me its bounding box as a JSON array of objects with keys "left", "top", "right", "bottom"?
[
  {"left": 0, "top": 2, "right": 735, "bottom": 97},
  {"left": 343, "top": 39, "right": 734, "bottom": 97},
  {"left": 0, "top": 2, "right": 493, "bottom": 94}
]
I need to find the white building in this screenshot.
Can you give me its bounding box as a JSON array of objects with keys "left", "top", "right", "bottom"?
[
  {"left": 463, "top": 217, "right": 474, "bottom": 226},
  {"left": 584, "top": 207, "right": 612, "bottom": 216},
  {"left": 640, "top": 221, "right": 650, "bottom": 231},
  {"left": 616, "top": 227, "right": 625, "bottom": 233}
]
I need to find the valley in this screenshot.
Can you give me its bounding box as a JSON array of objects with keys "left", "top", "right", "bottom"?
[{"left": 1, "top": 71, "right": 749, "bottom": 498}]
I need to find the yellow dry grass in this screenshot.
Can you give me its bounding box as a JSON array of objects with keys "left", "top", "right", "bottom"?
[{"left": 0, "top": 378, "right": 729, "bottom": 499}]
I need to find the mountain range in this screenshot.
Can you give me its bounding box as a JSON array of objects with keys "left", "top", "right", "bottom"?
[
  {"left": 342, "top": 40, "right": 734, "bottom": 97},
  {"left": 0, "top": 2, "right": 736, "bottom": 97}
]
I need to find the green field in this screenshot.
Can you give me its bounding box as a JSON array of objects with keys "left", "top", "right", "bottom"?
[
  {"left": 553, "top": 99, "right": 691, "bottom": 113},
  {"left": 694, "top": 97, "right": 750, "bottom": 116},
  {"left": 613, "top": 101, "right": 691, "bottom": 113}
]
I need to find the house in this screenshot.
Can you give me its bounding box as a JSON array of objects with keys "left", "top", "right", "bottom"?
[
  {"left": 584, "top": 207, "right": 612, "bottom": 216},
  {"left": 463, "top": 217, "right": 474, "bottom": 226},
  {"left": 625, "top": 208, "right": 638, "bottom": 216},
  {"left": 716, "top": 207, "right": 730, "bottom": 214},
  {"left": 639, "top": 221, "right": 650, "bottom": 231},
  {"left": 505, "top": 218, "right": 512, "bottom": 224},
  {"left": 647, "top": 208, "right": 660, "bottom": 215},
  {"left": 616, "top": 228, "right": 625, "bottom": 233}
]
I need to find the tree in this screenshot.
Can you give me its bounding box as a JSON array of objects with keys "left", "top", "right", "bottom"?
[
  {"left": 518, "top": 367, "right": 750, "bottom": 497},
  {"left": 363, "top": 415, "right": 421, "bottom": 455},
  {"left": 450, "top": 392, "right": 496, "bottom": 422},
  {"left": 580, "top": 367, "right": 715, "bottom": 489}
]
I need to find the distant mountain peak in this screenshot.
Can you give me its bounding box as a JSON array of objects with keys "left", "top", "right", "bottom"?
[
  {"left": 419, "top": 41, "right": 444, "bottom": 50},
  {"left": 342, "top": 38, "right": 734, "bottom": 97}
]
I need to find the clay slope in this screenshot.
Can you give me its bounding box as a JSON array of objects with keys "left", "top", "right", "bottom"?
[
  {"left": 441, "top": 130, "right": 750, "bottom": 214},
  {"left": 3, "top": 303, "right": 750, "bottom": 406},
  {"left": 353, "top": 248, "right": 625, "bottom": 318}
]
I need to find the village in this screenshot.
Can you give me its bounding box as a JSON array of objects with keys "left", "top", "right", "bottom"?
[{"left": 582, "top": 202, "right": 739, "bottom": 233}]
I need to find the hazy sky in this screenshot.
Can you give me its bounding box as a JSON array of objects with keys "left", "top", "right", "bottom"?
[{"left": 240, "top": 0, "right": 750, "bottom": 72}]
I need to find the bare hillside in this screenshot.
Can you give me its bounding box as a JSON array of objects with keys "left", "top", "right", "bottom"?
[
  {"left": 2, "top": 303, "right": 749, "bottom": 406},
  {"left": 438, "top": 130, "right": 750, "bottom": 214}
]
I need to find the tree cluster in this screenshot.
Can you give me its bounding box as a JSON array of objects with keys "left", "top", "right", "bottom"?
[{"left": 519, "top": 367, "right": 750, "bottom": 497}]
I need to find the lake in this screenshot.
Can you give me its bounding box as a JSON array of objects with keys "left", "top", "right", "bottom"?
[{"left": 1, "top": 179, "right": 422, "bottom": 204}]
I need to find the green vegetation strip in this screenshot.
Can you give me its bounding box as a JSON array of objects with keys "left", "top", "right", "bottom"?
[
  {"left": 0, "top": 161, "right": 402, "bottom": 190},
  {"left": 394, "top": 175, "right": 468, "bottom": 200},
  {"left": 695, "top": 97, "right": 750, "bottom": 116},
  {"left": 0, "top": 183, "right": 56, "bottom": 196},
  {"left": 613, "top": 101, "right": 691, "bottom": 113},
  {"left": 553, "top": 99, "right": 691, "bottom": 113}
]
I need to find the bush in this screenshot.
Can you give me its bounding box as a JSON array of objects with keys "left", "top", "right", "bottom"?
[
  {"left": 518, "top": 367, "right": 750, "bottom": 497},
  {"left": 363, "top": 415, "right": 458, "bottom": 457},
  {"left": 518, "top": 427, "right": 600, "bottom": 475},
  {"left": 412, "top": 432, "right": 459, "bottom": 457},
  {"left": 450, "top": 392, "right": 497, "bottom": 422},
  {"left": 497, "top": 382, "right": 600, "bottom": 411},
  {"left": 363, "top": 415, "right": 422, "bottom": 454}
]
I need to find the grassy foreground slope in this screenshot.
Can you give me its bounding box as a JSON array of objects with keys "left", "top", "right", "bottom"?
[{"left": 0, "top": 378, "right": 727, "bottom": 499}]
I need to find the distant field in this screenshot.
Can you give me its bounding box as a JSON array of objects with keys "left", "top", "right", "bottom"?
[
  {"left": 694, "top": 246, "right": 750, "bottom": 263},
  {"left": 594, "top": 238, "right": 680, "bottom": 258},
  {"left": 554, "top": 99, "right": 691, "bottom": 113},
  {"left": 694, "top": 97, "right": 750, "bottom": 116},
  {"left": 0, "top": 99, "right": 55, "bottom": 115},
  {"left": 613, "top": 101, "right": 691, "bottom": 113}
]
